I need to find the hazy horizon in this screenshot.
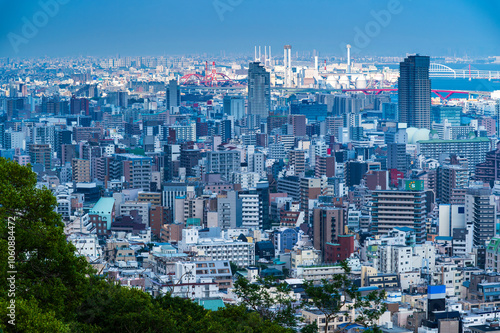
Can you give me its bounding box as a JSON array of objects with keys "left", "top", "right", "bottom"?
[{"left": 1, "top": 0, "right": 500, "bottom": 59}]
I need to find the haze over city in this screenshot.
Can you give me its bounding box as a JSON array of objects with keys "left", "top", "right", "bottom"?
[
  {"left": 3, "top": 1, "right": 500, "bottom": 333},
  {"left": 1, "top": 0, "right": 500, "bottom": 57}
]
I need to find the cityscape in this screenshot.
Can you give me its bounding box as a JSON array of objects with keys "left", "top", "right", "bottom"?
[{"left": 2, "top": 1, "right": 500, "bottom": 332}]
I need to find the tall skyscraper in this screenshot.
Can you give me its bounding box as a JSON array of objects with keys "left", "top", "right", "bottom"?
[
  {"left": 247, "top": 62, "right": 270, "bottom": 119},
  {"left": 166, "top": 79, "right": 180, "bottom": 111},
  {"left": 398, "top": 55, "right": 431, "bottom": 129}
]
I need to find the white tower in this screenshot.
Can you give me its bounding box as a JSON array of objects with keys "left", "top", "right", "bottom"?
[{"left": 347, "top": 44, "right": 351, "bottom": 74}]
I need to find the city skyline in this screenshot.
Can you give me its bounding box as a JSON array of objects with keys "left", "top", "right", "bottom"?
[{"left": 1, "top": 0, "right": 500, "bottom": 58}]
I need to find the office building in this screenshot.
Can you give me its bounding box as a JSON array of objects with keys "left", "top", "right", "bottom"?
[
  {"left": 247, "top": 62, "right": 270, "bottom": 118},
  {"left": 417, "top": 137, "right": 490, "bottom": 173},
  {"left": 288, "top": 150, "right": 306, "bottom": 175},
  {"left": 437, "top": 163, "right": 468, "bottom": 205},
  {"left": 28, "top": 143, "right": 52, "bottom": 170},
  {"left": 398, "top": 55, "right": 431, "bottom": 129},
  {"left": 223, "top": 95, "right": 245, "bottom": 120},
  {"left": 371, "top": 188, "right": 427, "bottom": 243},
  {"left": 207, "top": 150, "right": 241, "bottom": 180},
  {"left": 432, "top": 105, "right": 462, "bottom": 126},
  {"left": 315, "top": 155, "right": 335, "bottom": 178},
  {"left": 166, "top": 79, "right": 180, "bottom": 111},
  {"left": 72, "top": 158, "right": 91, "bottom": 183},
  {"left": 466, "top": 187, "right": 496, "bottom": 246},
  {"left": 313, "top": 206, "right": 346, "bottom": 258},
  {"left": 388, "top": 143, "right": 409, "bottom": 174}
]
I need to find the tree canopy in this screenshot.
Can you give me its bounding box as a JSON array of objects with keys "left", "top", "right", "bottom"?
[{"left": 0, "top": 158, "right": 292, "bottom": 333}]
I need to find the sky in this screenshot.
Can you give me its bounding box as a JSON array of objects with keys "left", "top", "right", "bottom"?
[{"left": 1, "top": 0, "right": 500, "bottom": 59}]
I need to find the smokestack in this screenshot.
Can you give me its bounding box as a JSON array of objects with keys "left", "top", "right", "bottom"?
[
  {"left": 284, "top": 46, "right": 288, "bottom": 86},
  {"left": 347, "top": 44, "right": 351, "bottom": 74},
  {"left": 264, "top": 46, "right": 267, "bottom": 66},
  {"left": 255, "top": 46, "right": 257, "bottom": 61},
  {"left": 259, "top": 46, "right": 261, "bottom": 62},
  {"left": 269, "top": 46, "right": 272, "bottom": 65},
  {"left": 288, "top": 46, "right": 292, "bottom": 86}
]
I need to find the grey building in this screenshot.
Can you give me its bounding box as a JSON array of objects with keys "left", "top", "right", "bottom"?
[
  {"left": 223, "top": 95, "right": 245, "bottom": 120},
  {"left": 166, "top": 79, "right": 180, "bottom": 111},
  {"left": 247, "top": 62, "right": 270, "bottom": 118},
  {"left": 217, "top": 190, "right": 242, "bottom": 229},
  {"left": 387, "top": 143, "right": 409, "bottom": 173},
  {"left": 466, "top": 187, "right": 496, "bottom": 246},
  {"left": 398, "top": 55, "right": 431, "bottom": 129},
  {"left": 277, "top": 176, "right": 301, "bottom": 201},
  {"left": 206, "top": 150, "right": 241, "bottom": 180},
  {"left": 417, "top": 137, "right": 490, "bottom": 174},
  {"left": 370, "top": 189, "right": 427, "bottom": 243}
]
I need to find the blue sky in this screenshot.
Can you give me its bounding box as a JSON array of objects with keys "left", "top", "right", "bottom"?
[{"left": 1, "top": 0, "right": 499, "bottom": 58}]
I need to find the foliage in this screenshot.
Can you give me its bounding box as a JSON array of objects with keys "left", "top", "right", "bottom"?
[
  {"left": 302, "top": 261, "right": 387, "bottom": 333},
  {"left": 0, "top": 157, "right": 94, "bottom": 322},
  {"left": 230, "top": 261, "right": 240, "bottom": 276},
  {"left": 0, "top": 158, "right": 296, "bottom": 332},
  {"left": 233, "top": 275, "right": 300, "bottom": 330}
]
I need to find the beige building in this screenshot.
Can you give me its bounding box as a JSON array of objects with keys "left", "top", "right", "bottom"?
[
  {"left": 302, "top": 304, "right": 355, "bottom": 332},
  {"left": 291, "top": 248, "right": 321, "bottom": 269},
  {"left": 296, "top": 265, "right": 344, "bottom": 283},
  {"left": 72, "top": 158, "right": 91, "bottom": 183},
  {"left": 138, "top": 192, "right": 162, "bottom": 206},
  {"left": 174, "top": 197, "right": 204, "bottom": 225}
]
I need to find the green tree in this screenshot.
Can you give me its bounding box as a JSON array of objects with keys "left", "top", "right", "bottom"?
[
  {"left": 230, "top": 261, "right": 240, "bottom": 276},
  {"left": 0, "top": 158, "right": 94, "bottom": 322},
  {"left": 233, "top": 275, "right": 300, "bottom": 330},
  {"left": 302, "top": 261, "right": 387, "bottom": 333}
]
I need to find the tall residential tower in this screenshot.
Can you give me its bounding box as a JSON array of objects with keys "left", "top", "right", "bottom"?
[
  {"left": 398, "top": 55, "right": 431, "bottom": 129},
  {"left": 248, "top": 62, "right": 271, "bottom": 119}
]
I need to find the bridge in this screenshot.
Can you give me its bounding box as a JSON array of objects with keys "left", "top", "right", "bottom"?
[
  {"left": 429, "top": 63, "right": 500, "bottom": 80},
  {"left": 341, "top": 88, "right": 491, "bottom": 100},
  {"left": 179, "top": 86, "right": 490, "bottom": 100}
]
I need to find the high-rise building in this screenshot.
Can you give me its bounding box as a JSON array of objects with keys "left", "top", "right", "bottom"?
[
  {"left": 113, "top": 154, "right": 152, "bottom": 191},
  {"left": 288, "top": 114, "right": 307, "bottom": 137},
  {"left": 370, "top": 188, "right": 427, "bottom": 243},
  {"left": 28, "top": 144, "right": 52, "bottom": 170},
  {"left": 315, "top": 155, "right": 335, "bottom": 178},
  {"left": 247, "top": 62, "right": 270, "bottom": 118},
  {"left": 70, "top": 96, "right": 89, "bottom": 116},
  {"left": 166, "top": 79, "right": 180, "bottom": 111},
  {"left": 217, "top": 191, "right": 242, "bottom": 229},
  {"left": 466, "top": 187, "right": 496, "bottom": 246},
  {"left": 398, "top": 55, "right": 431, "bottom": 129},
  {"left": 180, "top": 149, "right": 201, "bottom": 177},
  {"left": 72, "top": 158, "right": 91, "bottom": 183},
  {"left": 223, "top": 95, "right": 245, "bottom": 120},
  {"left": 221, "top": 119, "right": 233, "bottom": 143},
  {"left": 387, "top": 143, "right": 409, "bottom": 173},
  {"left": 313, "top": 206, "right": 346, "bottom": 258},
  {"left": 437, "top": 163, "right": 468, "bottom": 205},
  {"left": 476, "top": 145, "right": 500, "bottom": 186},
  {"left": 288, "top": 150, "right": 306, "bottom": 175},
  {"left": 300, "top": 177, "right": 328, "bottom": 220},
  {"left": 206, "top": 150, "right": 241, "bottom": 180}
]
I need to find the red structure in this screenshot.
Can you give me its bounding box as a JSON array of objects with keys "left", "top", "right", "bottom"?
[
  {"left": 180, "top": 61, "right": 236, "bottom": 87},
  {"left": 324, "top": 235, "right": 355, "bottom": 263}
]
